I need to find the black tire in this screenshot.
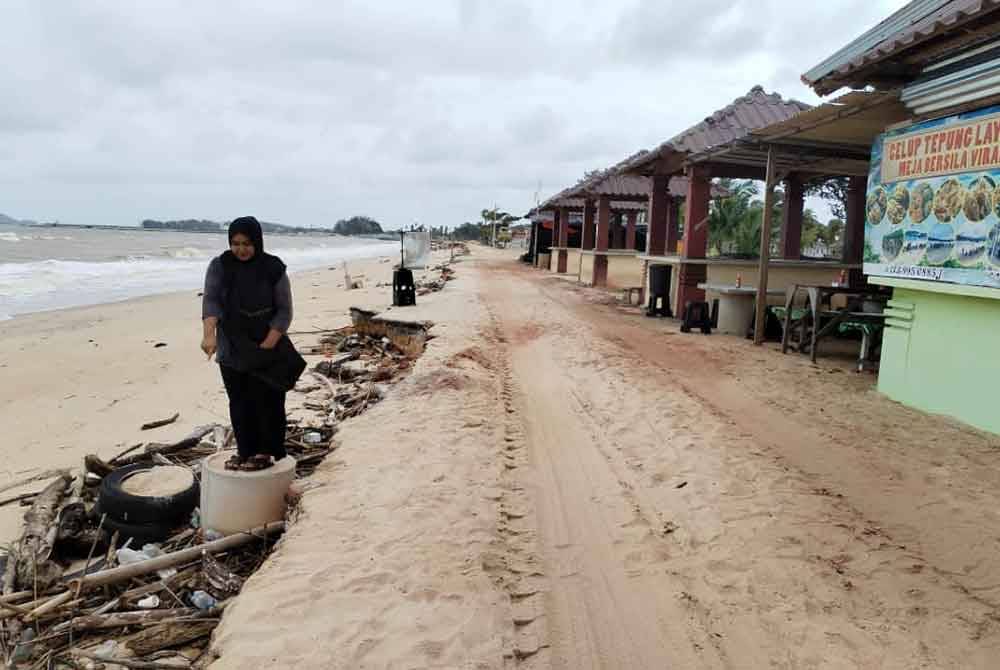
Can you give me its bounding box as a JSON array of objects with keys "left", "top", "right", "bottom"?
[
  {"left": 98, "top": 464, "right": 199, "bottom": 526},
  {"left": 93, "top": 501, "right": 179, "bottom": 546}
]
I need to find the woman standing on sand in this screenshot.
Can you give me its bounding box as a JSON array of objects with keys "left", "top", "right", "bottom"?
[{"left": 200, "top": 216, "right": 305, "bottom": 471}]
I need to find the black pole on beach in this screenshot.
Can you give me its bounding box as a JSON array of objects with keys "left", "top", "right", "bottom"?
[{"left": 399, "top": 230, "right": 406, "bottom": 269}]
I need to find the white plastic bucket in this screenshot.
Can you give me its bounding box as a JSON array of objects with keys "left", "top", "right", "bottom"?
[{"left": 200, "top": 453, "right": 296, "bottom": 536}]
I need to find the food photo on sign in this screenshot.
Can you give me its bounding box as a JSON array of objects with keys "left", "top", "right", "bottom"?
[{"left": 865, "top": 106, "right": 1000, "bottom": 288}]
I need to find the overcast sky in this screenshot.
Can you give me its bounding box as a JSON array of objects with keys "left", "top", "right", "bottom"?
[{"left": 1, "top": 0, "right": 908, "bottom": 228}]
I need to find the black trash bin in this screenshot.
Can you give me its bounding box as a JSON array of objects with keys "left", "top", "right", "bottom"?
[
  {"left": 646, "top": 265, "right": 672, "bottom": 317},
  {"left": 680, "top": 301, "right": 712, "bottom": 334},
  {"left": 393, "top": 268, "right": 416, "bottom": 307}
]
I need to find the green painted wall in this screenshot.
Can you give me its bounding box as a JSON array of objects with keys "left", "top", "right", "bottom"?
[{"left": 878, "top": 280, "right": 1000, "bottom": 435}]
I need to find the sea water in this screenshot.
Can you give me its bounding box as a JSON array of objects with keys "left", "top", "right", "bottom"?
[{"left": 0, "top": 224, "right": 397, "bottom": 320}]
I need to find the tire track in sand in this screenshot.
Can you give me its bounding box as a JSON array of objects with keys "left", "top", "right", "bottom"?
[
  {"left": 478, "top": 300, "right": 552, "bottom": 667},
  {"left": 482, "top": 274, "right": 721, "bottom": 670}
]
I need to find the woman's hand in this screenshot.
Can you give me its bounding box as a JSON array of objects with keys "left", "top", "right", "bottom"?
[
  {"left": 201, "top": 333, "right": 217, "bottom": 358},
  {"left": 202, "top": 317, "right": 218, "bottom": 359},
  {"left": 259, "top": 328, "right": 282, "bottom": 350}
]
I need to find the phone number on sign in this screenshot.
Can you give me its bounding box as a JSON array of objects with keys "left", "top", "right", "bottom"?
[{"left": 883, "top": 265, "right": 944, "bottom": 280}]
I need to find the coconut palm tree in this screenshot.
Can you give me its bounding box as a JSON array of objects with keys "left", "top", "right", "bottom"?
[
  {"left": 480, "top": 207, "right": 518, "bottom": 246},
  {"left": 709, "top": 179, "right": 758, "bottom": 255}
]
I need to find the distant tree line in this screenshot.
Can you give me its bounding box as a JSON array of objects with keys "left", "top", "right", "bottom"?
[
  {"left": 451, "top": 223, "right": 482, "bottom": 241},
  {"left": 141, "top": 216, "right": 391, "bottom": 236},
  {"left": 142, "top": 219, "right": 222, "bottom": 232},
  {"left": 333, "top": 216, "right": 383, "bottom": 235}
]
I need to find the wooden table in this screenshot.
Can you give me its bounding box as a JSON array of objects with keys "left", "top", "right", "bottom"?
[
  {"left": 780, "top": 284, "right": 887, "bottom": 369},
  {"left": 698, "top": 283, "right": 785, "bottom": 336}
]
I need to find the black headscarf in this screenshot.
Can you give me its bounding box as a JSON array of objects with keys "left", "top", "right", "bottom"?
[
  {"left": 221, "top": 216, "right": 286, "bottom": 284},
  {"left": 219, "top": 216, "right": 286, "bottom": 344}
]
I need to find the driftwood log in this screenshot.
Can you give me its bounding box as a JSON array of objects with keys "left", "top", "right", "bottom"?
[
  {"left": 70, "top": 648, "right": 193, "bottom": 669},
  {"left": 107, "top": 441, "right": 145, "bottom": 464},
  {"left": 0, "top": 468, "right": 71, "bottom": 498},
  {"left": 23, "top": 589, "right": 73, "bottom": 622},
  {"left": 70, "top": 522, "right": 285, "bottom": 592},
  {"left": 122, "top": 620, "right": 217, "bottom": 657},
  {"left": 12, "top": 473, "right": 73, "bottom": 591},
  {"left": 0, "top": 490, "right": 39, "bottom": 508},
  {"left": 114, "top": 425, "right": 217, "bottom": 467},
  {"left": 84, "top": 454, "right": 115, "bottom": 478},
  {"left": 141, "top": 412, "right": 181, "bottom": 431},
  {"left": 53, "top": 608, "right": 201, "bottom": 634}
]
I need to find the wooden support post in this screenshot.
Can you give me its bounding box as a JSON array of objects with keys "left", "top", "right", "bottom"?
[
  {"left": 781, "top": 174, "right": 804, "bottom": 260},
  {"left": 582, "top": 199, "right": 596, "bottom": 250},
  {"left": 557, "top": 206, "right": 570, "bottom": 273},
  {"left": 665, "top": 196, "right": 680, "bottom": 255},
  {"left": 531, "top": 220, "right": 540, "bottom": 267},
  {"left": 844, "top": 175, "right": 867, "bottom": 287},
  {"left": 844, "top": 176, "right": 867, "bottom": 264},
  {"left": 676, "top": 167, "right": 711, "bottom": 313},
  {"left": 682, "top": 168, "right": 710, "bottom": 260},
  {"left": 594, "top": 196, "right": 611, "bottom": 286},
  {"left": 596, "top": 197, "right": 610, "bottom": 252},
  {"left": 550, "top": 210, "right": 561, "bottom": 271},
  {"left": 646, "top": 175, "right": 669, "bottom": 256},
  {"left": 754, "top": 145, "right": 778, "bottom": 346}
]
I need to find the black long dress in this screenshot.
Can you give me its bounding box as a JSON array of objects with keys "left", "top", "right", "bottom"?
[{"left": 207, "top": 217, "right": 306, "bottom": 461}]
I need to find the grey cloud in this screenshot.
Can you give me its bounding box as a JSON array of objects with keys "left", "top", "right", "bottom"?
[
  {"left": 610, "top": 0, "right": 760, "bottom": 66},
  {"left": 0, "top": 0, "right": 909, "bottom": 228},
  {"left": 505, "top": 106, "right": 566, "bottom": 145}
]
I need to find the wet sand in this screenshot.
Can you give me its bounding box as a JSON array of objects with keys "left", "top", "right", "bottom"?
[{"left": 0, "top": 253, "right": 398, "bottom": 541}]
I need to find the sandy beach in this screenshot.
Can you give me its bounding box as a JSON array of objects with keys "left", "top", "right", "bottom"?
[
  {"left": 4, "top": 246, "right": 1000, "bottom": 668},
  {"left": 0, "top": 252, "right": 398, "bottom": 541}
]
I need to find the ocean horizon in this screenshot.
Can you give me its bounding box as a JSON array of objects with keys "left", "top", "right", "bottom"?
[{"left": 0, "top": 223, "right": 396, "bottom": 320}]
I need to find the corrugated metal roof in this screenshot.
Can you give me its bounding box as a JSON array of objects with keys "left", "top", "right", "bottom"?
[
  {"left": 624, "top": 86, "right": 811, "bottom": 173},
  {"left": 803, "top": 0, "right": 1000, "bottom": 95},
  {"left": 901, "top": 47, "right": 1000, "bottom": 113},
  {"left": 748, "top": 90, "right": 908, "bottom": 145}
]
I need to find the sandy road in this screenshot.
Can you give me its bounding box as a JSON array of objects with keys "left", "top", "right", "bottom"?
[{"left": 481, "top": 257, "right": 1000, "bottom": 670}]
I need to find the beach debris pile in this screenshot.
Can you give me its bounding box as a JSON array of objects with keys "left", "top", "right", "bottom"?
[
  {"left": 375, "top": 258, "right": 458, "bottom": 296},
  {"left": 0, "top": 430, "right": 287, "bottom": 668},
  {"left": 0, "top": 425, "right": 333, "bottom": 667},
  {"left": 299, "top": 309, "right": 432, "bottom": 428},
  {"left": 416, "top": 264, "right": 456, "bottom": 296},
  {"left": 0, "top": 306, "right": 433, "bottom": 667},
  {"left": 429, "top": 240, "right": 469, "bottom": 254}
]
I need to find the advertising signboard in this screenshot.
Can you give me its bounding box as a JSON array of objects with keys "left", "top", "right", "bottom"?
[{"left": 865, "top": 106, "right": 1000, "bottom": 288}]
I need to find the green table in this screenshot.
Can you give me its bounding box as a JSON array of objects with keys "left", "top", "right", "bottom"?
[{"left": 779, "top": 284, "right": 887, "bottom": 370}]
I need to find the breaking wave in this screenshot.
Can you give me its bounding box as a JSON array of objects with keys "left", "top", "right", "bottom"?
[{"left": 0, "top": 240, "right": 396, "bottom": 319}]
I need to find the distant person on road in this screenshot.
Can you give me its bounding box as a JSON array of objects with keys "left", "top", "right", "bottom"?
[{"left": 200, "top": 216, "right": 305, "bottom": 471}]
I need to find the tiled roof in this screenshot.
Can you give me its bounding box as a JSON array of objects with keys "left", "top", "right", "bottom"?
[
  {"left": 531, "top": 89, "right": 799, "bottom": 212},
  {"left": 624, "top": 86, "right": 811, "bottom": 173}
]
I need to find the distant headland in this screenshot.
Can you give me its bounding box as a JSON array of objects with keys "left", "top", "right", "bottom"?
[{"left": 8, "top": 215, "right": 390, "bottom": 237}]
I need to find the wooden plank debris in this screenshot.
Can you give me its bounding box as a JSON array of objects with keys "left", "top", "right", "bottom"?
[{"left": 141, "top": 413, "right": 181, "bottom": 431}]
